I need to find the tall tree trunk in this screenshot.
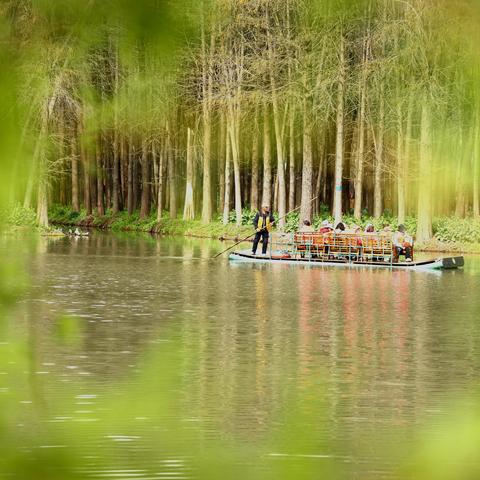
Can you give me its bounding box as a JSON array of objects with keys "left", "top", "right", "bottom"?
[
  {"left": 353, "top": 42, "right": 367, "bottom": 220},
  {"left": 168, "top": 129, "right": 177, "bottom": 219},
  {"left": 96, "top": 134, "right": 104, "bottom": 215},
  {"left": 397, "top": 101, "right": 406, "bottom": 224},
  {"left": 250, "top": 110, "right": 259, "bottom": 211},
  {"left": 37, "top": 172, "right": 49, "bottom": 228},
  {"left": 71, "top": 129, "right": 79, "bottom": 213},
  {"left": 127, "top": 137, "right": 134, "bottom": 215},
  {"left": 157, "top": 139, "right": 165, "bottom": 222},
  {"left": 36, "top": 111, "right": 49, "bottom": 227},
  {"left": 219, "top": 113, "right": 226, "bottom": 214},
  {"left": 416, "top": 100, "right": 433, "bottom": 243},
  {"left": 227, "top": 108, "right": 242, "bottom": 227},
  {"left": 261, "top": 102, "right": 272, "bottom": 208},
  {"left": 222, "top": 122, "right": 231, "bottom": 225},
  {"left": 112, "top": 133, "right": 120, "bottom": 214},
  {"left": 333, "top": 35, "right": 345, "bottom": 225},
  {"left": 183, "top": 127, "right": 195, "bottom": 220},
  {"left": 79, "top": 123, "right": 92, "bottom": 215},
  {"left": 140, "top": 139, "right": 151, "bottom": 218},
  {"left": 300, "top": 96, "right": 313, "bottom": 225},
  {"left": 270, "top": 91, "right": 286, "bottom": 227},
  {"left": 201, "top": 25, "right": 214, "bottom": 224},
  {"left": 288, "top": 108, "right": 296, "bottom": 213},
  {"left": 404, "top": 94, "right": 414, "bottom": 216},
  {"left": 373, "top": 94, "right": 384, "bottom": 218},
  {"left": 454, "top": 129, "right": 466, "bottom": 218}
]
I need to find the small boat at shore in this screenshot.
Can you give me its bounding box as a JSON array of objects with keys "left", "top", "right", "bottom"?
[{"left": 229, "top": 250, "right": 464, "bottom": 270}]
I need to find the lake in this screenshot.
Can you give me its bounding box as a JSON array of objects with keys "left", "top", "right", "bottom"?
[{"left": 3, "top": 232, "right": 480, "bottom": 479}]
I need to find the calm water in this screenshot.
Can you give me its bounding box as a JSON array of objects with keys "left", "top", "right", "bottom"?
[{"left": 5, "top": 233, "right": 480, "bottom": 479}]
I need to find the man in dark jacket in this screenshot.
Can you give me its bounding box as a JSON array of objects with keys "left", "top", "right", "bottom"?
[{"left": 252, "top": 205, "right": 275, "bottom": 255}]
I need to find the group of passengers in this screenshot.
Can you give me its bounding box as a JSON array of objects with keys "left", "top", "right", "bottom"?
[
  {"left": 298, "top": 219, "right": 413, "bottom": 262},
  {"left": 250, "top": 205, "right": 413, "bottom": 262}
]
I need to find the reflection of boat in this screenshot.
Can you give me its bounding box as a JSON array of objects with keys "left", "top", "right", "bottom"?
[{"left": 229, "top": 250, "right": 464, "bottom": 270}]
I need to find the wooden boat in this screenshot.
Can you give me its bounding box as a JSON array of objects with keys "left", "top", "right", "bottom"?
[
  {"left": 228, "top": 232, "right": 464, "bottom": 270},
  {"left": 229, "top": 250, "right": 464, "bottom": 270}
]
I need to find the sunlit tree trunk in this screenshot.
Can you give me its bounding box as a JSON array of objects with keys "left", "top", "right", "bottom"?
[
  {"left": 36, "top": 105, "right": 49, "bottom": 227},
  {"left": 404, "top": 94, "right": 414, "bottom": 215},
  {"left": 353, "top": 37, "right": 368, "bottom": 220},
  {"left": 96, "top": 134, "right": 104, "bottom": 215},
  {"left": 397, "top": 101, "right": 406, "bottom": 224},
  {"left": 300, "top": 96, "right": 312, "bottom": 225},
  {"left": 183, "top": 127, "right": 195, "bottom": 220},
  {"left": 288, "top": 107, "right": 295, "bottom": 212},
  {"left": 201, "top": 25, "right": 214, "bottom": 223},
  {"left": 373, "top": 94, "right": 384, "bottom": 218},
  {"left": 37, "top": 170, "right": 49, "bottom": 228},
  {"left": 454, "top": 128, "right": 466, "bottom": 218},
  {"left": 168, "top": 128, "right": 177, "bottom": 219},
  {"left": 250, "top": 110, "right": 259, "bottom": 211},
  {"left": 270, "top": 77, "right": 286, "bottom": 227},
  {"left": 227, "top": 108, "right": 242, "bottom": 227},
  {"left": 222, "top": 123, "right": 231, "bottom": 225},
  {"left": 219, "top": 113, "right": 225, "bottom": 214},
  {"left": 262, "top": 102, "right": 271, "bottom": 208},
  {"left": 416, "top": 100, "right": 433, "bottom": 243},
  {"left": 333, "top": 35, "right": 345, "bottom": 225}
]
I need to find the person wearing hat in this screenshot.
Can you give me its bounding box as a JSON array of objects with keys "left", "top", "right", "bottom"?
[
  {"left": 252, "top": 205, "right": 275, "bottom": 255},
  {"left": 319, "top": 219, "right": 333, "bottom": 234}
]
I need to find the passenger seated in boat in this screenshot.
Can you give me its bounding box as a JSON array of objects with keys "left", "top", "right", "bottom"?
[
  {"left": 319, "top": 220, "right": 333, "bottom": 234},
  {"left": 299, "top": 219, "right": 315, "bottom": 233},
  {"left": 335, "top": 222, "right": 346, "bottom": 234},
  {"left": 381, "top": 225, "right": 393, "bottom": 236},
  {"left": 393, "top": 224, "right": 413, "bottom": 262},
  {"left": 344, "top": 224, "right": 361, "bottom": 234},
  {"left": 364, "top": 223, "right": 375, "bottom": 233}
]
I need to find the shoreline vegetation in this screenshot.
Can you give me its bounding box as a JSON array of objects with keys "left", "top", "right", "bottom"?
[
  {"left": 5, "top": 1, "right": 480, "bottom": 254},
  {"left": 3, "top": 204, "right": 480, "bottom": 254}
]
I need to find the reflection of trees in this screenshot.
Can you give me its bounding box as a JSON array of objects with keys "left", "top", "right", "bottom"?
[{"left": 18, "top": 238, "right": 480, "bottom": 472}]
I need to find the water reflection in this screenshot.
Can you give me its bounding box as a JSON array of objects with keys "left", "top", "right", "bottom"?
[{"left": 4, "top": 232, "right": 480, "bottom": 478}]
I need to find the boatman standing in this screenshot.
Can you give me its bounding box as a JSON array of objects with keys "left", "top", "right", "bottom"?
[{"left": 252, "top": 205, "right": 274, "bottom": 255}]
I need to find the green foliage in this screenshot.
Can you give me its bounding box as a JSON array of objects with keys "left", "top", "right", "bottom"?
[
  {"left": 0, "top": 204, "right": 37, "bottom": 227},
  {"left": 228, "top": 207, "right": 257, "bottom": 226},
  {"left": 433, "top": 217, "right": 480, "bottom": 244}
]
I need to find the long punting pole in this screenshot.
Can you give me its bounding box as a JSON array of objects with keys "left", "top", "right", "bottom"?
[{"left": 213, "top": 196, "right": 318, "bottom": 259}]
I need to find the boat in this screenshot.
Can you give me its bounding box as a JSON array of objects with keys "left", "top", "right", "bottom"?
[
  {"left": 229, "top": 250, "right": 464, "bottom": 270},
  {"left": 228, "top": 232, "right": 464, "bottom": 271}
]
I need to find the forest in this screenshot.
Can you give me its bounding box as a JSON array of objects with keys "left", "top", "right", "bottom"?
[{"left": 2, "top": 0, "right": 480, "bottom": 242}]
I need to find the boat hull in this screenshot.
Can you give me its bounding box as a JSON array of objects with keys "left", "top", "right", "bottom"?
[{"left": 229, "top": 250, "right": 464, "bottom": 271}]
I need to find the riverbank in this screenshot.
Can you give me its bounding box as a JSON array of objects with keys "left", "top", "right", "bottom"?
[
  {"left": 4, "top": 204, "right": 480, "bottom": 254},
  {"left": 47, "top": 205, "right": 253, "bottom": 240}
]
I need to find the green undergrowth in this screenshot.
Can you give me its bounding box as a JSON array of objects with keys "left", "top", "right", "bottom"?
[
  {"left": 47, "top": 204, "right": 252, "bottom": 239},
  {"left": 4, "top": 204, "right": 480, "bottom": 252}
]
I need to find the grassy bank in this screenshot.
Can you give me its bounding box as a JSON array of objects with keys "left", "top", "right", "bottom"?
[
  {"left": 4, "top": 204, "right": 480, "bottom": 254},
  {"left": 47, "top": 204, "right": 253, "bottom": 240}
]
